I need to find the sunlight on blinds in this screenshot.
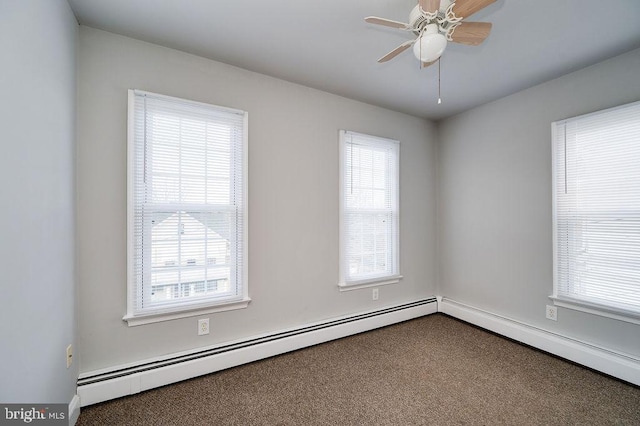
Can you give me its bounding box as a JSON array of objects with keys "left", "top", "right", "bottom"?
[
  {"left": 553, "top": 100, "right": 640, "bottom": 317},
  {"left": 340, "top": 131, "right": 399, "bottom": 285}
]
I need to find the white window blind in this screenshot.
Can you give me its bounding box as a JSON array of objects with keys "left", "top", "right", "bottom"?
[
  {"left": 339, "top": 130, "right": 400, "bottom": 287},
  {"left": 127, "top": 90, "right": 248, "bottom": 321},
  {"left": 552, "top": 100, "right": 640, "bottom": 319}
]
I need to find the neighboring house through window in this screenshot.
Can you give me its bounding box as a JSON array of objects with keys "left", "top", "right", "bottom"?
[{"left": 125, "top": 90, "right": 248, "bottom": 325}]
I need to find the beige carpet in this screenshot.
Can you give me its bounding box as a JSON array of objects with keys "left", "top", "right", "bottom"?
[{"left": 77, "top": 314, "right": 640, "bottom": 425}]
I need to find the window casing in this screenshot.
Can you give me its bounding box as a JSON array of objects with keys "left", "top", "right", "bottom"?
[
  {"left": 125, "top": 90, "right": 248, "bottom": 325},
  {"left": 552, "top": 100, "right": 640, "bottom": 323},
  {"left": 339, "top": 130, "right": 400, "bottom": 290}
]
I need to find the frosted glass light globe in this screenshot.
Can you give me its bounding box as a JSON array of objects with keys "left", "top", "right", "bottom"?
[{"left": 413, "top": 24, "right": 447, "bottom": 63}]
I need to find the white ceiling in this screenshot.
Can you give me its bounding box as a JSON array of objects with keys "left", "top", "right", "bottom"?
[{"left": 67, "top": 0, "right": 640, "bottom": 120}]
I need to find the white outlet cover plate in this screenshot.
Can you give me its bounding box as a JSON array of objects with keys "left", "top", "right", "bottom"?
[
  {"left": 66, "top": 344, "right": 73, "bottom": 368},
  {"left": 198, "top": 318, "right": 210, "bottom": 335},
  {"left": 546, "top": 305, "right": 557, "bottom": 321}
]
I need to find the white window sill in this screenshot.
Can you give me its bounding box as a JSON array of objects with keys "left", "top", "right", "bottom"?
[
  {"left": 550, "top": 296, "right": 640, "bottom": 326},
  {"left": 123, "top": 297, "right": 251, "bottom": 326},
  {"left": 338, "top": 275, "right": 403, "bottom": 292}
]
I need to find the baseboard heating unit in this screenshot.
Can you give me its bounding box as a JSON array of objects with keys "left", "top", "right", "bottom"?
[
  {"left": 78, "top": 298, "right": 437, "bottom": 406},
  {"left": 438, "top": 297, "right": 640, "bottom": 387}
]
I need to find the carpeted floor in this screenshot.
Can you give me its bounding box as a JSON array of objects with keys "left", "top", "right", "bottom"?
[{"left": 77, "top": 314, "right": 640, "bottom": 425}]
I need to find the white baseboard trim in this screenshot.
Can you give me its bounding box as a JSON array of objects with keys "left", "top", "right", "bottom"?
[
  {"left": 68, "top": 394, "right": 80, "bottom": 425},
  {"left": 78, "top": 298, "right": 437, "bottom": 406},
  {"left": 438, "top": 297, "right": 640, "bottom": 386}
]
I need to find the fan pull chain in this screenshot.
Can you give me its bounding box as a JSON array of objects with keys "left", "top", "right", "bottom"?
[
  {"left": 419, "top": 28, "right": 423, "bottom": 69},
  {"left": 438, "top": 58, "right": 442, "bottom": 104}
]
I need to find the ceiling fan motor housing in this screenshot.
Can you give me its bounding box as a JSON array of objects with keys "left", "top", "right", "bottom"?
[
  {"left": 409, "top": 5, "right": 429, "bottom": 34},
  {"left": 409, "top": 1, "right": 461, "bottom": 39}
]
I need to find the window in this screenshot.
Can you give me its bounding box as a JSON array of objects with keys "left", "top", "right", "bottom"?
[
  {"left": 552, "top": 100, "right": 640, "bottom": 323},
  {"left": 125, "top": 90, "right": 248, "bottom": 325},
  {"left": 339, "top": 130, "right": 401, "bottom": 290}
]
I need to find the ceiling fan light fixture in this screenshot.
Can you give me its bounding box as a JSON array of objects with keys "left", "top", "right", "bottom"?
[{"left": 412, "top": 23, "right": 447, "bottom": 63}]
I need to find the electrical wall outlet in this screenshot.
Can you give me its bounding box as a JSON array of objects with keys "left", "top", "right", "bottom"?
[
  {"left": 66, "top": 344, "right": 73, "bottom": 368},
  {"left": 546, "top": 305, "right": 558, "bottom": 321},
  {"left": 372, "top": 288, "right": 379, "bottom": 301},
  {"left": 198, "top": 318, "right": 210, "bottom": 335}
]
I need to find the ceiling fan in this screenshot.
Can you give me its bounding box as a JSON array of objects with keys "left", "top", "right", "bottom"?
[{"left": 365, "top": 0, "right": 495, "bottom": 67}]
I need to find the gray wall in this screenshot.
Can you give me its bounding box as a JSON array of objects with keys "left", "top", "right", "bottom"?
[
  {"left": 0, "top": 0, "right": 78, "bottom": 402},
  {"left": 438, "top": 48, "right": 640, "bottom": 356},
  {"left": 77, "top": 27, "right": 438, "bottom": 372}
]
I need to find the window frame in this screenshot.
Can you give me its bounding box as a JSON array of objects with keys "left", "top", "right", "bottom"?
[
  {"left": 551, "top": 100, "right": 640, "bottom": 325},
  {"left": 338, "top": 130, "right": 402, "bottom": 291},
  {"left": 124, "top": 90, "right": 249, "bottom": 326}
]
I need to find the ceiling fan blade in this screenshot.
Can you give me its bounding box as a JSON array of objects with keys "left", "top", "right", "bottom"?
[
  {"left": 421, "top": 59, "right": 438, "bottom": 68},
  {"left": 449, "top": 22, "right": 492, "bottom": 45},
  {"left": 419, "top": 0, "right": 441, "bottom": 15},
  {"left": 378, "top": 40, "right": 415, "bottom": 63},
  {"left": 451, "top": 0, "right": 496, "bottom": 20},
  {"left": 365, "top": 16, "right": 411, "bottom": 30}
]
